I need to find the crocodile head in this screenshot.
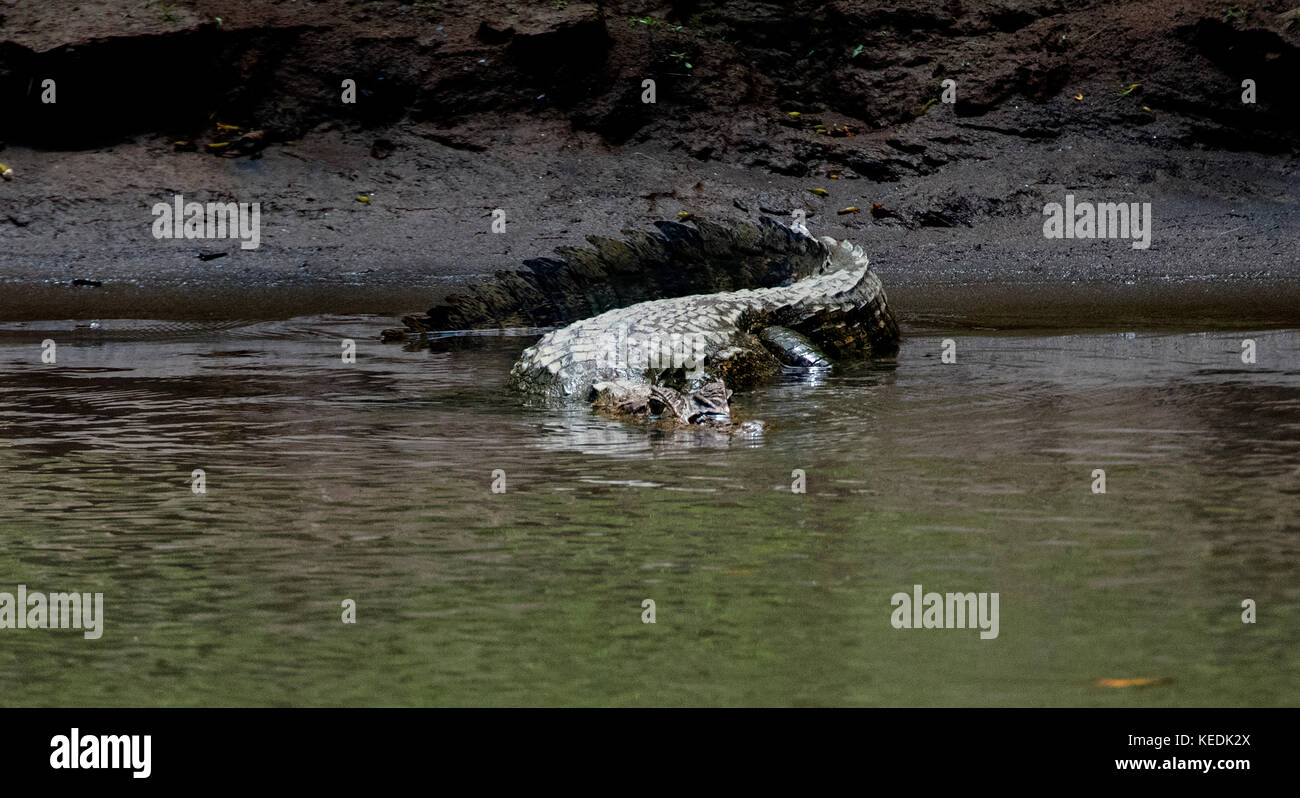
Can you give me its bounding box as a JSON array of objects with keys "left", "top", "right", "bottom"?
[
  {"left": 593, "top": 379, "right": 735, "bottom": 425},
  {"left": 686, "top": 380, "right": 733, "bottom": 422},
  {"left": 649, "top": 380, "right": 732, "bottom": 424}
]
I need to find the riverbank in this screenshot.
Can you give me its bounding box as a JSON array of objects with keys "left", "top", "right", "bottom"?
[{"left": 1, "top": 0, "right": 1297, "bottom": 328}]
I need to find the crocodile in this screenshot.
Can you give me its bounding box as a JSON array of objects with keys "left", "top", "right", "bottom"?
[
  {"left": 393, "top": 217, "right": 899, "bottom": 426},
  {"left": 509, "top": 238, "right": 896, "bottom": 419}
]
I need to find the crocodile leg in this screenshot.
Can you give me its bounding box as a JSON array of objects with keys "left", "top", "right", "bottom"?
[{"left": 758, "top": 326, "right": 833, "bottom": 367}]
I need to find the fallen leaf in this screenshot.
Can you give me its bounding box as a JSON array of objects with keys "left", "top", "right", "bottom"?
[{"left": 1095, "top": 677, "right": 1172, "bottom": 688}]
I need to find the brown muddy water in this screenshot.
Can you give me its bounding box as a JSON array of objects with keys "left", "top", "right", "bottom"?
[{"left": 0, "top": 316, "right": 1296, "bottom": 706}]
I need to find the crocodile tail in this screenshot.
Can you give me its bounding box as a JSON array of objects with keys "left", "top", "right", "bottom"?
[
  {"left": 402, "top": 216, "right": 830, "bottom": 332},
  {"left": 743, "top": 236, "right": 899, "bottom": 360}
]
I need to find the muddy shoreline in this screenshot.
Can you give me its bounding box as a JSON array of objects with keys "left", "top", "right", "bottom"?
[{"left": 1, "top": 1, "right": 1297, "bottom": 328}]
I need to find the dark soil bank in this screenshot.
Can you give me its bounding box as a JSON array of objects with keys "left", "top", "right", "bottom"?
[{"left": 1, "top": 0, "right": 1297, "bottom": 328}]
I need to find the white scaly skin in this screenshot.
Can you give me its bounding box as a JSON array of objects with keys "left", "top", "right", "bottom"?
[{"left": 508, "top": 235, "right": 897, "bottom": 401}]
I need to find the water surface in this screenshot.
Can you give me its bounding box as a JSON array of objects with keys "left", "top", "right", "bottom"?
[{"left": 0, "top": 317, "right": 1296, "bottom": 706}]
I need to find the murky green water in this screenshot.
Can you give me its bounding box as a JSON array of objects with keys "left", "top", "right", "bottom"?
[{"left": 0, "top": 317, "right": 1296, "bottom": 706}]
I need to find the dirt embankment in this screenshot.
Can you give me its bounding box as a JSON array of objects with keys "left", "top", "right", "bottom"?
[{"left": 0, "top": 0, "right": 1298, "bottom": 327}]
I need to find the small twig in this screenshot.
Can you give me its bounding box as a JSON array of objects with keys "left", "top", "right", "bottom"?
[{"left": 1074, "top": 30, "right": 1103, "bottom": 51}]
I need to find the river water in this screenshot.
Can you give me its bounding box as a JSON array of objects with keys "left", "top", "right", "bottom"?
[{"left": 0, "top": 316, "right": 1296, "bottom": 706}]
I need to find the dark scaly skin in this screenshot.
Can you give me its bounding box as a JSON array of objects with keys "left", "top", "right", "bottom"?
[{"left": 394, "top": 217, "right": 830, "bottom": 334}]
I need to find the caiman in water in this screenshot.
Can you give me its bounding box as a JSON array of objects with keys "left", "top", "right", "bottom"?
[{"left": 391, "top": 217, "right": 900, "bottom": 426}]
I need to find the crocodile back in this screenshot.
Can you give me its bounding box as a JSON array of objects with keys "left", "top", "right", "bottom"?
[{"left": 405, "top": 217, "right": 831, "bottom": 331}]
